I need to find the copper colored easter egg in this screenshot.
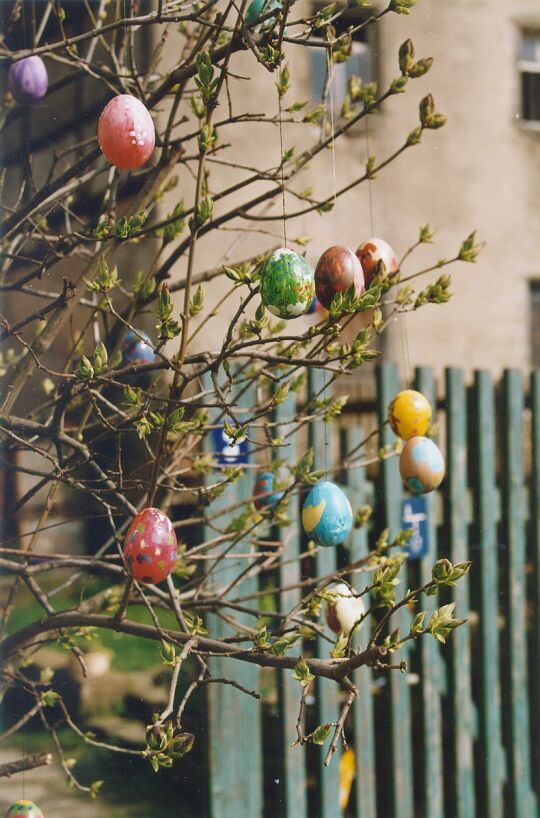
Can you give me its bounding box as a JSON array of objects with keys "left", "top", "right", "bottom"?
[
  {"left": 388, "top": 389, "right": 432, "bottom": 440},
  {"left": 7, "top": 56, "right": 48, "bottom": 103},
  {"left": 314, "top": 245, "right": 364, "bottom": 310},
  {"left": 124, "top": 507, "right": 177, "bottom": 584},
  {"left": 356, "top": 237, "right": 398, "bottom": 286},
  {"left": 98, "top": 95, "right": 155, "bottom": 170},
  {"left": 399, "top": 436, "right": 445, "bottom": 495}
]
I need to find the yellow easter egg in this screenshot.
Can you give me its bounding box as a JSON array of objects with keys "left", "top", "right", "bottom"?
[{"left": 388, "top": 389, "right": 432, "bottom": 440}]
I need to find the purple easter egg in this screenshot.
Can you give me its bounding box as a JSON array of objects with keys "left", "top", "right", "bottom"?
[{"left": 8, "top": 56, "right": 48, "bottom": 104}]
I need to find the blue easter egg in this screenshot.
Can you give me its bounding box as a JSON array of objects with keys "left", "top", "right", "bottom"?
[
  {"left": 121, "top": 329, "right": 156, "bottom": 386},
  {"left": 302, "top": 481, "right": 353, "bottom": 547},
  {"left": 245, "top": 0, "right": 281, "bottom": 28},
  {"left": 253, "top": 471, "right": 285, "bottom": 510}
]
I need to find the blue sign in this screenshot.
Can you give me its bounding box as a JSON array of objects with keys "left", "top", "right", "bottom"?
[
  {"left": 401, "top": 496, "right": 429, "bottom": 559},
  {"left": 211, "top": 423, "right": 250, "bottom": 465}
]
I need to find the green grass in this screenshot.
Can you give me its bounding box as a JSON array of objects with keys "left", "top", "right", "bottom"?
[{"left": 5, "top": 574, "right": 179, "bottom": 672}]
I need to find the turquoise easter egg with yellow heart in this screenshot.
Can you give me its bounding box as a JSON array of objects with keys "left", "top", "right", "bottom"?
[
  {"left": 253, "top": 471, "right": 285, "bottom": 510},
  {"left": 259, "top": 248, "right": 315, "bottom": 319},
  {"left": 5, "top": 802, "right": 44, "bottom": 818},
  {"left": 399, "top": 436, "right": 445, "bottom": 494},
  {"left": 302, "top": 481, "right": 353, "bottom": 547}
]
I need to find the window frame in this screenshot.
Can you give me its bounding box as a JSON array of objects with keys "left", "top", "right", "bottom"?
[
  {"left": 308, "top": 3, "right": 375, "bottom": 127},
  {"left": 517, "top": 29, "right": 540, "bottom": 130}
]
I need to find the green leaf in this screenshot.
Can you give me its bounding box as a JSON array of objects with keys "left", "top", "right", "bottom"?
[
  {"left": 428, "top": 602, "right": 466, "bottom": 643},
  {"left": 122, "top": 384, "right": 143, "bottom": 407},
  {"left": 74, "top": 354, "right": 94, "bottom": 381},
  {"left": 92, "top": 342, "right": 108, "bottom": 374},
  {"left": 134, "top": 416, "right": 153, "bottom": 439},
  {"left": 331, "top": 632, "right": 349, "bottom": 658},
  {"left": 189, "top": 284, "right": 204, "bottom": 316},
  {"left": 166, "top": 406, "right": 186, "bottom": 433},
  {"left": 276, "top": 64, "right": 290, "bottom": 98},
  {"left": 272, "top": 380, "right": 290, "bottom": 407},
  {"left": 40, "top": 690, "right": 61, "bottom": 707},
  {"left": 410, "top": 610, "right": 426, "bottom": 634},
  {"left": 458, "top": 230, "right": 483, "bottom": 262},
  {"left": 311, "top": 723, "right": 332, "bottom": 745},
  {"left": 292, "top": 657, "right": 315, "bottom": 687}
]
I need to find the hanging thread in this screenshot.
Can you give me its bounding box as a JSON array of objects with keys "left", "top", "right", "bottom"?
[
  {"left": 364, "top": 117, "right": 375, "bottom": 237},
  {"left": 277, "top": 93, "right": 288, "bottom": 248},
  {"left": 364, "top": 102, "right": 412, "bottom": 387},
  {"left": 327, "top": 48, "right": 338, "bottom": 247}
]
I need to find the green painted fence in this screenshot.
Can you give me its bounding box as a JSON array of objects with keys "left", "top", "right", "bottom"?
[{"left": 202, "top": 363, "right": 540, "bottom": 818}]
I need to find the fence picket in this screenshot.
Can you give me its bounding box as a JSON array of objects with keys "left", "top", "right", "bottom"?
[
  {"left": 308, "top": 367, "right": 341, "bottom": 818},
  {"left": 531, "top": 371, "right": 540, "bottom": 801},
  {"left": 502, "top": 370, "right": 537, "bottom": 818},
  {"left": 203, "top": 374, "right": 263, "bottom": 818},
  {"left": 198, "top": 364, "right": 540, "bottom": 818},
  {"left": 472, "top": 370, "right": 504, "bottom": 818},
  {"left": 446, "top": 367, "right": 476, "bottom": 818},
  {"left": 345, "top": 425, "right": 377, "bottom": 818},
  {"left": 274, "top": 390, "right": 308, "bottom": 818},
  {"left": 415, "top": 367, "right": 444, "bottom": 818},
  {"left": 376, "top": 363, "right": 414, "bottom": 818}
]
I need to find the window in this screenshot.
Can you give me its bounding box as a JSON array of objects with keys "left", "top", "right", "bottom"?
[
  {"left": 530, "top": 282, "right": 540, "bottom": 366},
  {"left": 310, "top": 6, "right": 373, "bottom": 110},
  {"left": 518, "top": 31, "right": 540, "bottom": 123}
]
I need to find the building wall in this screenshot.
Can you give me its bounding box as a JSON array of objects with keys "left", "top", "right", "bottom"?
[{"left": 162, "top": 0, "right": 540, "bottom": 377}]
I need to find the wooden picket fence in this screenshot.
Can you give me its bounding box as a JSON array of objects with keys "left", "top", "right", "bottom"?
[{"left": 202, "top": 363, "right": 540, "bottom": 818}]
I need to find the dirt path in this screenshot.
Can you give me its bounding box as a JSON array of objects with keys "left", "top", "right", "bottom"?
[{"left": 0, "top": 749, "right": 112, "bottom": 817}]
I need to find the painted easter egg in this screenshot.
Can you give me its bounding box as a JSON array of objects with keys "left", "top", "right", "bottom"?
[
  {"left": 98, "top": 95, "right": 155, "bottom": 170},
  {"left": 245, "top": 0, "right": 281, "bottom": 27},
  {"left": 4, "top": 802, "right": 44, "bottom": 818},
  {"left": 325, "top": 582, "right": 365, "bottom": 636},
  {"left": 122, "top": 329, "right": 156, "bottom": 367},
  {"left": 399, "top": 436, "right": 445, "bottom": 495},
  {"left": 121, "top": 329, "right": 156, "bottom": 386},
  {"left": 253, "top": 471, "right": 285, "bottom": 510},
  {"left": 356, "top": 237, "right": 398, "bottom": 286},
  {"left": 314, "top": 245, "right": 364, "bottom": 310},
  {"left": 302, "top": 481, "right": 353, "bottom": 547},
  {"left": 124, "top": 507, "right": 177, "bottom": 584},
  {"left": 7, "top": 56, "right": 48, "bottom": 104},
  {"left": 388, "top": 389, "right": 432, "bottom": 440},
  {"left": 259, "top": 248, "right": 315, "bottom": 319}
]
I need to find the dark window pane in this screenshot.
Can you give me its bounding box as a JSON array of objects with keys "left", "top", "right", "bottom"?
[
  {"left": 522, "top": 71, "right": 540, "bottom": 121},
  {"left": 530, "top": 283, "right": 540, "bottom": 367}
]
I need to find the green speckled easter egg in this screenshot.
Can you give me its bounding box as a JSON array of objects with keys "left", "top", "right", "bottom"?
[
  {"left": 5, "top": 801, "right": 44, "bottom": 818},
  {"left": 259, "top": 248, "right": 315, "bottom": 319}
]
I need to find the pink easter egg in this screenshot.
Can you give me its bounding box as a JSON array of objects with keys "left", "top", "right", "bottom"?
[{"left": 98, "top": 95, "right": 155, "bottom": 170}]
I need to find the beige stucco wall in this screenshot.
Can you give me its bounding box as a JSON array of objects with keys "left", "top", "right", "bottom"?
[{"left": 161, "top": 0, "right": 540, "bottom": 376}]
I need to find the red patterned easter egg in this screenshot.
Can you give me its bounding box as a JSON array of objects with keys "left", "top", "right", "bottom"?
[
  {"left": 355, "top": 237, "right": 398, "bottom": 286},
  {"left": 98, "top": 95, "right": 155, "bottom": 170},
  {"left": 124, "top": 508, "right": 177, "bottom": 584},
  {"left": 314, "top": 245, "right": 364, "bottom": 310}
]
